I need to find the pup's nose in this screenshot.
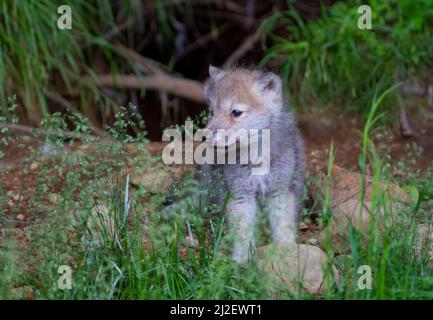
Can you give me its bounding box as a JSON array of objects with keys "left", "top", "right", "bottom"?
[{"left": 213, "top": 130, "right": 228, "bottom": 147}]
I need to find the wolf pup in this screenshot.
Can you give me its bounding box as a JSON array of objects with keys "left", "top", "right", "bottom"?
[{"left": 197, "top": 65, "right": 306, "bottom": 263}]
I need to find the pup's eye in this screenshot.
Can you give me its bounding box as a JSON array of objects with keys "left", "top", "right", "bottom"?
[{"left": 231, "top": 109, "right": 243, "bottom": 118}]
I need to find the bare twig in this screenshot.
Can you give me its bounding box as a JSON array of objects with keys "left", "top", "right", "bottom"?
[
  {"left": 174, "top": 22, "right": 232, "bottom": 62},
  {"left": 225, "top": 1, "right": 245, "bottom": 14},
  {"left": 44, "top": 89, "right": 73, "bottom": 110},
  {"left": 114, "top": 42, "right": 166, "bottom": 77},
  {"left": 194, "top": 9, "right": 251, "bottom": 25}
]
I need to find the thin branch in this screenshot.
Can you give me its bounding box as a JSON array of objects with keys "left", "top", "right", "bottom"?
[
  {"left": 174, "top": 22, "right": 232, "bottom": 62},
  {"left": 428, "top": 85, "right": 433, "bottom": 107},
  {"left": 395, "top": 72, "right": 413, "bottom": 138},
  {"left": 194, "top": 9, "right": 251, "bottom": 25},
  {"left": 222, "top": 25, "right": 263, "bottom": 69},
  {"left": 114, "top": 42, "right": 166, "bottom": 77}
]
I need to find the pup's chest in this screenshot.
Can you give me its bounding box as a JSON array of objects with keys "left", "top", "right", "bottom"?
[{"left": 223, "top": 164, "right": 273, "bottom": 196}]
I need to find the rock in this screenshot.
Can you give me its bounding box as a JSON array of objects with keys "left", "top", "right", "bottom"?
[
  {"left": 40, "top": 142, "right": 56, "bottom": 156},
  {"left": 322, "top": 165, "right": 411, "bottom": 252},
  {"left": 256, "top": 244, "right": 339, "bottom": 297},
  {"left": 307, "top": 238, "right": 319, "bottom": 246},
  {"left": 48, "top": 193, "right": 59, "bottom": 204},
  {"left": 414, "top": 223, "right": 433, "bottom": 264},
  {"left": 129, "top": 164, "right": 183, "bottom": 194},
  {"left": 6, "top": 191, "right": 21, "bottom": 202},
  {"left": 77, "top": 144, "right": 90, "bottom": 151},
  {"left": 16, "top": 214, "right": 25, "bottom": 221},
  {"left": 29, "top": 161, "right": 39, "bottom": 171},
  {"left": 299, "top": 113, "right": 338, "bottom": 139}
]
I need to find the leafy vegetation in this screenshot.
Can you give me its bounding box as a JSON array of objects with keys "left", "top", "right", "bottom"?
[{"left": 263, "top": 0, "right": 433, "bottom": 116}]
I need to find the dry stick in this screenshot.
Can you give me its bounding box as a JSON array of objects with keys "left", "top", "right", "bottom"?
[
  {"left": 397, "top": 93, "right": 414, "bottom": 138},
  {"left": 44, "top": 89, "right": 107, "bottom": 137},
  {"left": 225, "top": 0, "right": 245, "bottom": 14},
  {"left": 428, "top": 85, "right": 433, "bottom": 107},
  {"left": 194, "top": 9, "right": 252, "bottom": 25},
  {"left": 78, "top": 17, "right": 135, "bottom": 50},
  {"left": 104, "top": 44, "right": 206, "bottom": 103},
  {"left": 395, "top": 73, "right": 413, "bottom": 138},
  {"left": 115, "top": 42, "right": 166, "bottom": 77},
  {"left": 174, "top": 22, "right": 232, "bottom": 62},
  {"left": 222, "top": 21, "right": 263, "bottom": 69},
  {"left": 87, "top": 74, "right": 205, "bottom": 103}
]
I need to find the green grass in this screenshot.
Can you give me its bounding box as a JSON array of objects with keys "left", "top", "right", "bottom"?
[
  {"left": 262, "top": 0, "right": 433, "bottom": 118},
  {"left": 0, "top": 92, "right": 432, "bottom": 300},
  {"left": 0, "top": 0, "right": 130, "bottom": 123},
  {"left": 0, "top": 0, "right": 196, "bottom": 125}
]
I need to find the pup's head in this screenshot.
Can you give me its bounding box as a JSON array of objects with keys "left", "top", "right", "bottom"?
[{"left": 203, "top": 66, "right": 283, "bottom": 147}]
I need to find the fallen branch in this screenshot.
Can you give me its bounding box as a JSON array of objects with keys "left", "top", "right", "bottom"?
[
  {"left": 86, "top": 74, "right": 205, "bottom": 103},
  {"left": 105, "top": 45, "right": 206, "bottom": 103}
]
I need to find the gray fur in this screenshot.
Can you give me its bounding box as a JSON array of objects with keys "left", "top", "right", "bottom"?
[{"left": 198, "top": 66, "right": 306, "bottom": 263}]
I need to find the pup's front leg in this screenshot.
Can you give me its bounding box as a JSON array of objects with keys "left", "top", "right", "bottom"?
[
  {"left": 266, "top": 191, "right": 298, "bottom": 244},
  {"left": 226, "top": 195, "right": 257, "bottom": 264}
]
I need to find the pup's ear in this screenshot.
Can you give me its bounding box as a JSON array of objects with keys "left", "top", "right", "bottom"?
[
  {"left": 258, "top": 72, "right": 282, "bottom": 96},
  {"left": 209, "top": 65, "right": 224, "bottom": 80}
]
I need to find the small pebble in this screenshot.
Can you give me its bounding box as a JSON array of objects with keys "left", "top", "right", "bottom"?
[
  {"left": 12, "top": 193, "right": 21, "bottom": 201},
  {"left": 308, "top": 238, "right": 319, "bottom": 246},
  {"left": 48, "top": 193, "right": 59, "bottom": 204},
  {"left": 29, "top": 161, "right": 39, "bottom": 171}
]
